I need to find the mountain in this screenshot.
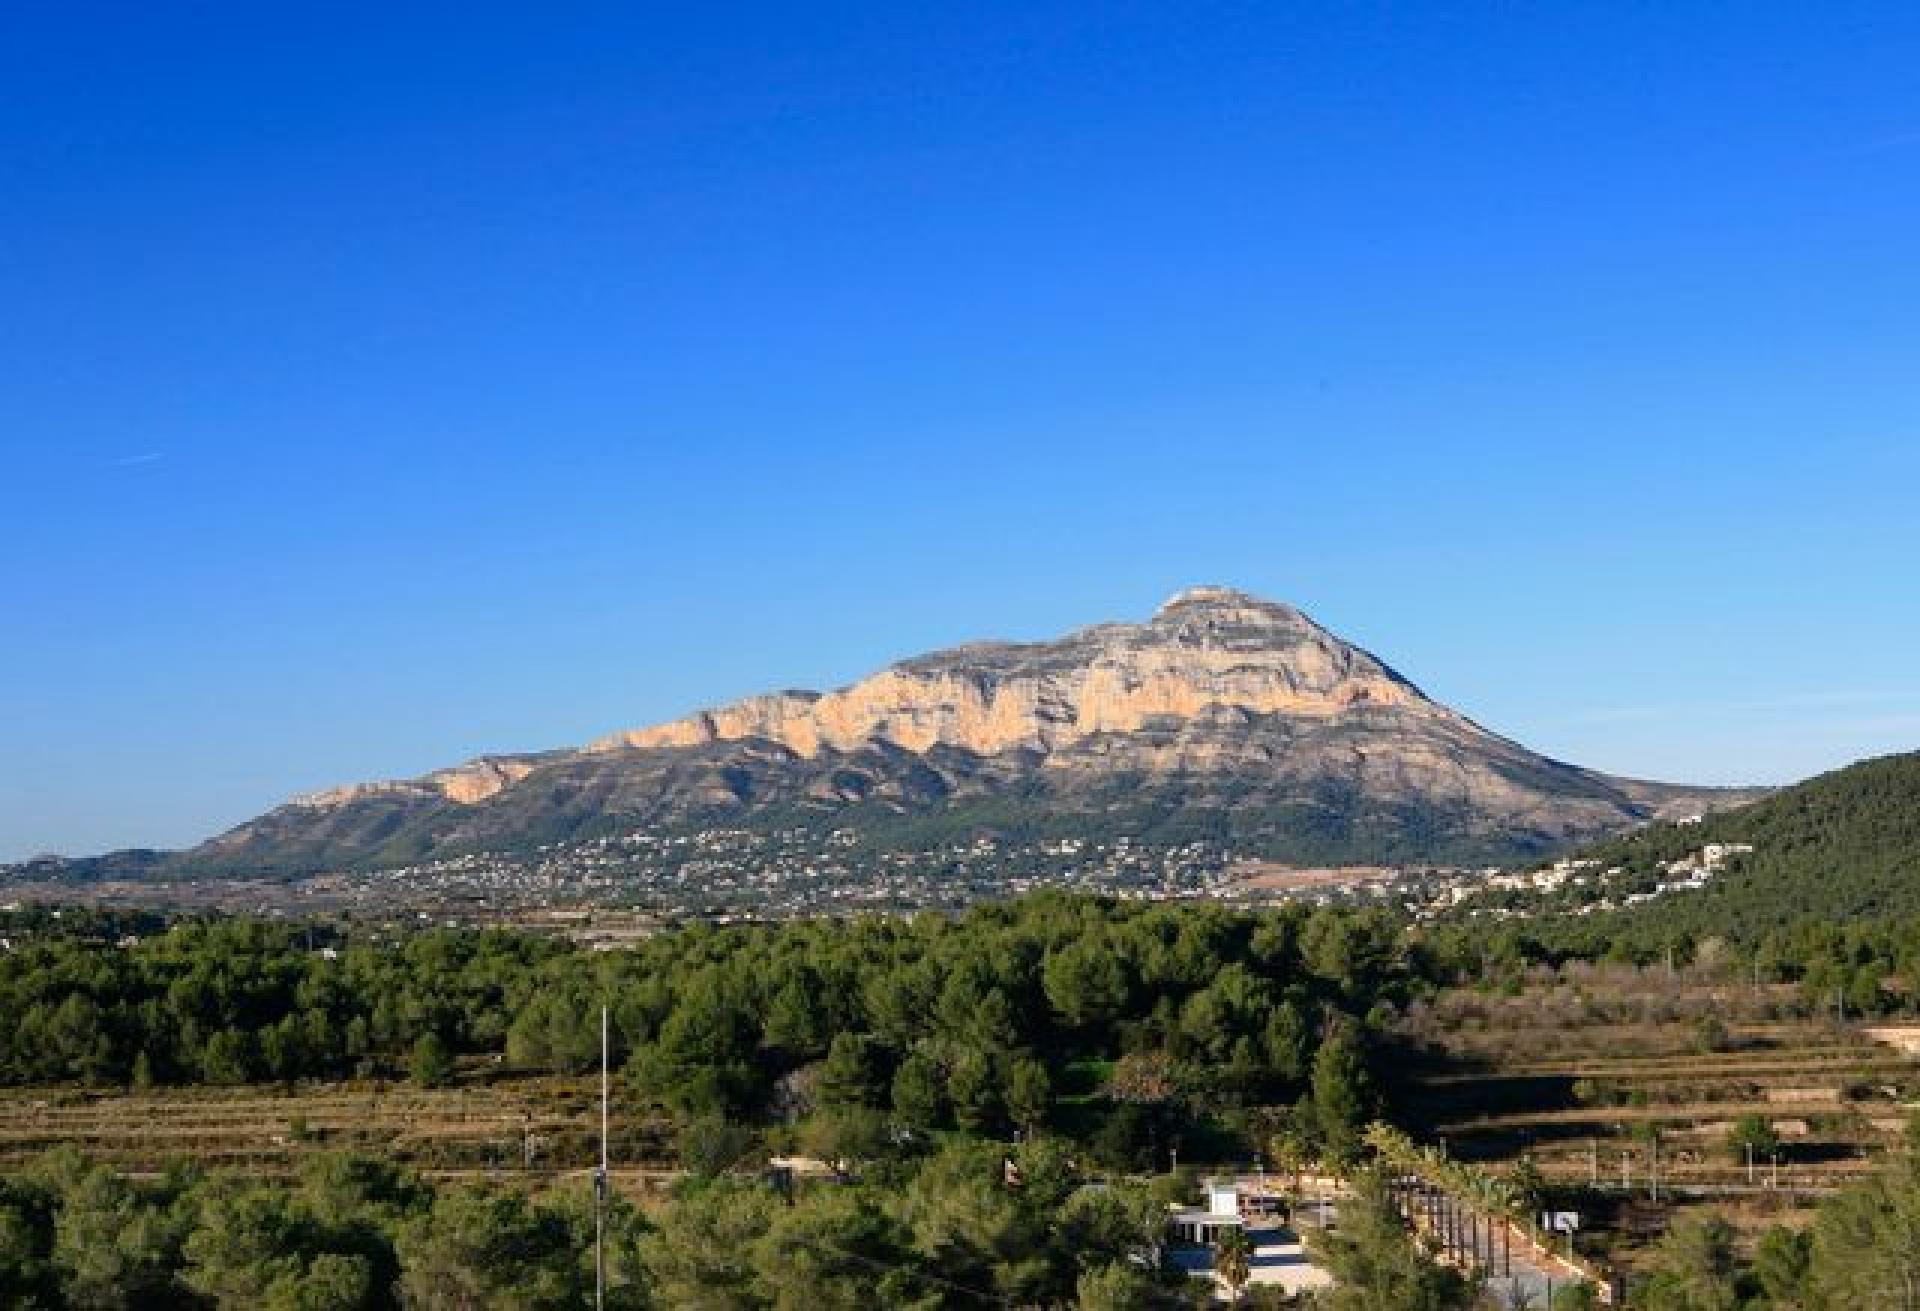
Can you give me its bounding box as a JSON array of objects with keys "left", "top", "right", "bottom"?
[{"left": 46, "top": 588, "right": 1752, "bottom": 878}]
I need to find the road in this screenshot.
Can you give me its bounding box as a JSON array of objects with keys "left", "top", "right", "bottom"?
[{"left": 1400, "top": 1180, "right": 1598, "bottom": 1308}]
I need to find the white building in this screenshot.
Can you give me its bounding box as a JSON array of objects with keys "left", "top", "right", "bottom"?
[{"left": 1169, "top": 1180, "right": 1244, "bottom": 1246}]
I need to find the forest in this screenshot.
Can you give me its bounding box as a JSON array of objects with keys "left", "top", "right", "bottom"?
[
  {"left": 0, "top": 896, "right": 1410, "bottom": 1163},
  {"left": 0, "top": 895, "right": 1425, "bottom": 1307},
  {"left": 11, "top": 861, "right": 1920, "bottom": 1307}
]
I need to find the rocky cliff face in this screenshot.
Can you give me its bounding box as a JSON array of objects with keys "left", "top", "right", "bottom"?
[
  {"left": 593, "top": 588, "right": 1421, "bottom": 759},
  {"left": 172, "top": 587, "right": 1749, "bottom": 873}
]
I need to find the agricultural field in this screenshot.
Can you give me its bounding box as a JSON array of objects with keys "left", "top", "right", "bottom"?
[
  {"left": 0, "top": 1069, "right": 675, "bottom": 1186},
  {"left": 1389, "top": 960, "right": 1920, "bottom": 1276}
]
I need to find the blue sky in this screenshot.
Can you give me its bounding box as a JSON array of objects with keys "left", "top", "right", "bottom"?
[{"left": 4, "top": 3, "right": 1918, "bottom": 859}]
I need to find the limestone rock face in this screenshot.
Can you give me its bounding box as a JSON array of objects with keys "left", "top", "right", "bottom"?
[
  {"left": 592, "top": 589, "right": 1422, "bottom": 760},
  {"left": 174, "top": 587, "right": 1754, "bottom": 874},
  {"left": 290, "top": 756, "right": 539, "bottom": 810}
]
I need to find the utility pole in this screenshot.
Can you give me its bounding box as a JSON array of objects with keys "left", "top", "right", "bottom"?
[
  {"left": 1621, "top": 1150, "right": 1630, "bottom": 1191},
  {"left": 596, "top": 1004, "right": 608, "bottom": 1311},
  {"left": 1746, "top": 1143, "right": 1755, "bottom": 1186}
]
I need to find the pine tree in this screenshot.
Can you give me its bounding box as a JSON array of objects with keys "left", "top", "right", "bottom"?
[{"left": 408, "top": 1033, "right": 454, "bottom": 1089}]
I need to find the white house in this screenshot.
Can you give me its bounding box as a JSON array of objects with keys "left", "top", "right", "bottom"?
[{"left": 1169, "top": 1180, "right": 1244, "bottom": 1246}]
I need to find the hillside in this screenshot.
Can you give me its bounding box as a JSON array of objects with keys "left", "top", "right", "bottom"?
[
  {"left": 1511, "top": 752, "right": 1920, "bottom": 938},
  {"left": 21, "top": 588, "right": 1746, "bottom": 879}
]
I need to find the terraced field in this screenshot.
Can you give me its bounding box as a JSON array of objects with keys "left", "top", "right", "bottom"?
[
  {"left": 1399, "top": 976, "right": 1916, "bottom": 1185},
  {"left": 1390, "top": 964, "right": 1920, "bottom": 1273},
  {"left": 0, "top": 1070, "right": 676, "bottom": 1183}
]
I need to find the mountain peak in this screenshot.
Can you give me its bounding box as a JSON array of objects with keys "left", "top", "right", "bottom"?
[
  {"left": 1156, "top": 584, "right": 1297, "bottom": 617},
  {"left": 1158, "top": 584, "right": 1271, "bottom": 610},
  {"left": 1149, "top": 587, "right": 1327, "bottom": 641}
]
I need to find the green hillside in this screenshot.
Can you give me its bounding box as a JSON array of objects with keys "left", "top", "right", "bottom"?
[{"left": 1528, "top": 751, "right": 1920, "bottom": 942}]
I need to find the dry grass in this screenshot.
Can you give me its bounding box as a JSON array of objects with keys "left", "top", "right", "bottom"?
[{"left": 0, "top": 1069, "right": 676, "bottom": 1180}]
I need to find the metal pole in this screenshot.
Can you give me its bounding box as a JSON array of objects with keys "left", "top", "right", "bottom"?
[{"left": 596, "top": 1004, "right": 608, "bottom": 1311}]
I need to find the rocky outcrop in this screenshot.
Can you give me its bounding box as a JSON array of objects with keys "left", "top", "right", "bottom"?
[
  {"left": 167, "top": 587, "right": 1754, "bottom": 873},
  {"left": 290, "top": 755, "right": 541, "bottom": 810}
]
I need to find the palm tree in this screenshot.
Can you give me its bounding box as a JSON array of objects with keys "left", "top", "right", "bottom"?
[{"left": 1215, "top": 1226, "right": 1253, "bottom": 1305}]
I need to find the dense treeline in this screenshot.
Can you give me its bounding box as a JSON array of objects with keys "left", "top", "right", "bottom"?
[
  {"left": 21, "top": 883, "right": 1920, "bottom": 1149},
  {"left": 0, "top": 896, "right": 1475, "bottom": 1306},
  {"left": 0, "top": 896, "right": 1420, "bottom": 1169},
  {"left": 0, "top": 1138, "right": 1256, "bottom": 1309},
  {"left": 0, "top": 917, "right": 567, "bottom": 1088},
  {"left": 0, "top": 1134, "right": 1525, "bottom": 1310},
  {"left": 22, "top": 870, "right": 1920, "bottom": 1306}
]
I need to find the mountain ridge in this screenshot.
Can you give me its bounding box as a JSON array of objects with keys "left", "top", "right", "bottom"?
[{"left": 22, "top": 588, "right": 1760, "bottom": 877}]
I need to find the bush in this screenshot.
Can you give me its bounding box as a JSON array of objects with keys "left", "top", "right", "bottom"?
[
  {"left": 1694, "top": 1016, "right": 1731, "bottom": 1053},
  {"left": 408, "top": 1034, "right": 454, "bottom": 1089},
  {"left": 1726, "top": 1114, "right": 1779, "bottom": 1164}
]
